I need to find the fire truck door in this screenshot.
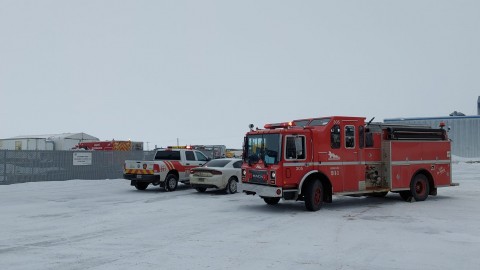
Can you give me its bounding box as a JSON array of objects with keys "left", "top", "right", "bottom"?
[{"left": 342, "top": 125, "right": 365, "bottom": 192}]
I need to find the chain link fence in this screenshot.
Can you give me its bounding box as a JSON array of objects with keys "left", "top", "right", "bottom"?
[{"left": 0, "top": 150, "right": 155, "bottom": 185}]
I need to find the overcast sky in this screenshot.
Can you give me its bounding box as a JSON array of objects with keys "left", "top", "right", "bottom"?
[{"left": 1, "top": 0, "right": 479, "bottom": 149}]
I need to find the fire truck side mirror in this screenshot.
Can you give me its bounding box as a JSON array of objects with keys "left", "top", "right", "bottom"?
[{"left": 242, "top": 137, "right": 248, "bottom": 160}]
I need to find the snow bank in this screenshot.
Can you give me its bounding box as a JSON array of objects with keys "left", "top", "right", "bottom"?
[{"left": 452, "top": 155, "right": 480, "bottom": 164}]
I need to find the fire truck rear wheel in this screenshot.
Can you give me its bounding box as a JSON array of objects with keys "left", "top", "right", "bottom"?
[
  {"left": 263, "top": 197, "right": 280, "bottom": 205},
  {"left": 411, "top": 174, "right": 429, "bottom": 201},
  {"left": 304, "top": 179, "right": 323, "bottom": 211},
  {"left": 165, "top": 174, "right": 178, "bottom": 192},
  {"left": 134, "top": 182, "right": 149, "bottom": 190}
]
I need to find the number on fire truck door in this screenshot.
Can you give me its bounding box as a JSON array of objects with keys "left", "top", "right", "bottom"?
[
  {"left": 330, "top": 168, "right": 340, "bottom": 176},
  {"left": 327, "top": 166, "right": 344, "bottom": 192}
]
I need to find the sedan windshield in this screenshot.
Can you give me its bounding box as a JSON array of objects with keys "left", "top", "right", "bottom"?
[
  {"left": 244, "top": 134, "right": 280, "bottom": 165},
  {"left": 203, "top": 159, "right": 230, "bottom": 168}
]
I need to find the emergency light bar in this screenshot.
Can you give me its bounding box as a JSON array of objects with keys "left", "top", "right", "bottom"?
[
  {"left": 264, "top": 122, "right": 295, "bottom": 129},
  {"left": 167, "top": 145, "right": 192, "bottom": 149}
]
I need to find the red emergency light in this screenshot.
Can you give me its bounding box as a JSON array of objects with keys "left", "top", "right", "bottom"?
[
  {"left": 264, "top": 122, "right": 295, "bottom": 129},
  {"left": 167, "top": 146, "right": 187, "bottom": 149}
]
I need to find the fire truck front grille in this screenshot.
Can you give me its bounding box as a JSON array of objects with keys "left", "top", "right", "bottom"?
[{"left": 249, "top": 170, "right": 268, "bottom": 184}]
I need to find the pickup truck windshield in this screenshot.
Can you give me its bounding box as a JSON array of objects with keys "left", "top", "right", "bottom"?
[
  {"left": 155, "top": 151, "right": 181, "bottom": 160},
  {"left": 245, "top": 134, "right": 280, "bottom": 165}
]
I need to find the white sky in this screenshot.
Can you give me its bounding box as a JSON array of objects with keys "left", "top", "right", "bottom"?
[{"left": 1, "top": 0, "right": 479, "bottom": 149}]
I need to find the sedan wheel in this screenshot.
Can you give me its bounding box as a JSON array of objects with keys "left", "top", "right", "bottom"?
[{"left": 226, "top": 177, "right": 238, "bottom": 194}]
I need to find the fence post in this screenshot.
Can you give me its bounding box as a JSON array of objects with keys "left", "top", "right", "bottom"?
[{"left": 3, "top": 151, "right": 6, "bottom": 183}]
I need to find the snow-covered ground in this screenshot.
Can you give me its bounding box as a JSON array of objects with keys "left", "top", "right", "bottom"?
[{"left": 0, "top": 162, "right": 479, "bottom": 270}]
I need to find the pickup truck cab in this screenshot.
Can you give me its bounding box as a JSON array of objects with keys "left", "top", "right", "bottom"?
[{"left": 123, "top": 148, "right": 210, "bottom": 191}]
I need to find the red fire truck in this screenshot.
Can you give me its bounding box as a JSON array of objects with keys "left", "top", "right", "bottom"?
[
  {"left": 74, "top": 140, "right": 143, "bottom": 151},
  {"left": 241, "top": 116, "right": 455, "bottom": 211}
]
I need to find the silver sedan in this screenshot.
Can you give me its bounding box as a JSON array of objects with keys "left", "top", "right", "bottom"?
[{"left": 189, "top": 158, "right": 243, "bottom": 194}]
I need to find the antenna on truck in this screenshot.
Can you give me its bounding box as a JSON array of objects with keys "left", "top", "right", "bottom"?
[{"left": 366, "top": 117, "right": 375, "bottom": 126}]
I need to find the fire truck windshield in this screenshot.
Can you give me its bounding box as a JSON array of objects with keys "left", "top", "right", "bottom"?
[{"left": 245, "top": 134, "right": 280, "bottom": 165}]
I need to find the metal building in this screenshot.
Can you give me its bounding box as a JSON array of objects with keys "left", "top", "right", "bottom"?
[
  {"left": 0, "top": 133, "right": 99, "bottom": 151},
  {"left": 384, "top": 116, "right": 480, "bottom": 158}
]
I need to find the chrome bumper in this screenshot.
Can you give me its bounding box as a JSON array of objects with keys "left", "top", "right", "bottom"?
[{"left": 242, "top": 183, "right": 282, "bottom": 198}]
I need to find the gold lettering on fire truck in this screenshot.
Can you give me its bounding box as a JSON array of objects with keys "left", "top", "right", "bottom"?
[
  {"left": 437, "top": 167, "right": 446, "bottom": 176},
  {"left": 330, "top": 167, "right": 340, "bottom": 176}
]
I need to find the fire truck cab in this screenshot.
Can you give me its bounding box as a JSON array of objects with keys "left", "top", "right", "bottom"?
[{"left": 241, "top": 116, "right": 453, "bottom": 211}]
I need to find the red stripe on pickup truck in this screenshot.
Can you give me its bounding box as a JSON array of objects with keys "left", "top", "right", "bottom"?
[{"left": 170, "top": 161, "right": 186, "bottom": 172}]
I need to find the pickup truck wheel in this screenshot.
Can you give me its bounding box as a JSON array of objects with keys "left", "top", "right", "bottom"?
[
  {"left": 134, "top": 182, "right": 149, "bottom": 190},
  {"left": 226, "top": 177, "right": 238, "bottom": 194},
  {"left": 165, "top": 174, "right": 178, "bottom": 192},
  {"left": 196, "top": 187, "right": 207, "bottom": 193},
  {"left": 304, "top": 179, "right": 323, "bottom": 211},
  {"left": 263, "top": 197, "right": 280, "bottom": 205}
]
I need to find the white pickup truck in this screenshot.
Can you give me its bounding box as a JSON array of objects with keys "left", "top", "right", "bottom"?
[{"left": 123, "top": 148, "right": 210, "bottom": 191}]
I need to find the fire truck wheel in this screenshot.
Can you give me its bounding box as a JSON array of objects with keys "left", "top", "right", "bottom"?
[
  {"left": 134, "top": 182, "right": 149, "bottom": 190},
  {"left": 165, "top": 174, "right": 178, "bottom": 192},
  {"left": 411, "top": 174, "right": 429, "bottom": 201},
  {"left": 263, "top": 197, "right": 280, "bottom": 205},
  {"left": 196, "top": 187, "right": 207, "bottom": 193},
  {"left": 304, "top": 179, "right": 323, "bottom": 211},
  {"left": 226, "top": 177, "right": 238, "bottom": 194}
]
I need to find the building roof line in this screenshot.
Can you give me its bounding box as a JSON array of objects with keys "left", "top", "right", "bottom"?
[{"left": 385, "top": 115, "right": 480, "bottom": 121}]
